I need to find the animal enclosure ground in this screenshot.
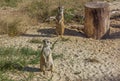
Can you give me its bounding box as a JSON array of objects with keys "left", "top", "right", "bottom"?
[{"left": 0, "top": 1, "right": 120, "bottom": 81}]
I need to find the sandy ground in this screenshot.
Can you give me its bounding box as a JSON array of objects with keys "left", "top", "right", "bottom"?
[{"left": 0, "top": 1, "right": 120, "bottom": 81}]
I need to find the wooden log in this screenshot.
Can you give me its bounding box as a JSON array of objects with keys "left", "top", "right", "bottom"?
[{"left": 84, "top": 1, "right": 110, "bottom": 39}]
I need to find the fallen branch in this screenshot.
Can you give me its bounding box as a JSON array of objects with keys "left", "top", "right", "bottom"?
[{"left": 110, "top": 9, "right": 120, "bottom": 19}]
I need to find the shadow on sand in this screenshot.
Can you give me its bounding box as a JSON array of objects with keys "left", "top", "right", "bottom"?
[
  {"left": 22, "top": 27, "right": 120, "bottom": 39},
  {"left": 110, "top": 24, "right": 120, "bottom": 28},
  {"left": 107, "top": 24, "right": 120, "bottom": 39},
  {"left": 23, "top": 66, "right": 40, "bottom": 72},
  {"left": 108, "top": 31, "right": 120, "bottom": 39},
  {"left": 22, "top": 28, "right": 85, "bottom": 38}
]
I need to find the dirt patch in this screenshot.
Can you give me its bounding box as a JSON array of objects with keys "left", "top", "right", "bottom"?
[{"left": 0, "top": 1, "right": 120, "bottom": 81}]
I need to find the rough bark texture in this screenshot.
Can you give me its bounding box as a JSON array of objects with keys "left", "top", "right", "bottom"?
[{"left": 84, "top": 1, "right": 110, "bottom": 39}]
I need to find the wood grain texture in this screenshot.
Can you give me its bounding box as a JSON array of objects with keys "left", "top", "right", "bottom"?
[{"left": 84, "top": 1, "right": 110, "bottom": 39}]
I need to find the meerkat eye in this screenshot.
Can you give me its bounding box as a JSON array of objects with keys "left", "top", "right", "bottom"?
[{"left": 47, "top": 41, "right": 49, "bottom": 43}]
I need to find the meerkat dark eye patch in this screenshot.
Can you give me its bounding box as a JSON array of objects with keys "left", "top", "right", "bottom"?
[
  {"left": 43, "top": 40, "right": 45, "bottom": 43},
  {"left": 43, "top": 39, "right": 49, "bottom": 43},
  {"left": 47, "top": 41, "right": 49, "bottom": 43}
]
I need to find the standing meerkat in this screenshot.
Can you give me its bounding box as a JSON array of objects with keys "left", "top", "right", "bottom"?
[
  {"left": 56, "top": 6, "right": 65, "bottom": 37},
  {"left": 40, "top": 39, "right": 54, "bottom": 75}
]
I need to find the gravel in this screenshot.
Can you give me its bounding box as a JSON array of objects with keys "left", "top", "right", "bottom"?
[{"left": 0, "top": 1, "right": 120, "bottom": 81}]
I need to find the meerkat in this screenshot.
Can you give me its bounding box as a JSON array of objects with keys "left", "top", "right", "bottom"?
[
  {"left": 56, "top": 6, "right": 65, "bottom": 37},
  {"left": 40, "top": 39, "right": 54, "bottom": 75}
]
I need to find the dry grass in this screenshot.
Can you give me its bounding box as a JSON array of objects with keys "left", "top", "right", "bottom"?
[
  {"left": 29, "top": 38, "right": 42, "bottom": 44},
  {"left": 0, "top": 17, "right": 28, "bottom": 36},
  {"left": 18, "top": 0, "right": 89, "bottom": 23},
  {"left": 0, "top": 0, "right": 116, "bottom": 36},
  {"left": 0, "top": 9, "right": 30, "bottom": 36},
  {"left": 0, "top": 0, "right": 21, "bottom": 7},
  {"left": 0, "top": 46, "right": 64, "bottom": 81},
  {"left": 19, "top": 0, "right": 114, "bottom": 23}
]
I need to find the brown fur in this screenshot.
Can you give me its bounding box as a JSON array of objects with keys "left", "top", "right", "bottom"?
[
  {"left": 40, "top": 39, "right": 54, "bottom": 75},
  {"left": 56, "top": 6, "right": 65, "bottom": 37}
]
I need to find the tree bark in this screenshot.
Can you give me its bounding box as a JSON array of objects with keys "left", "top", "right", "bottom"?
[{"left": 84, "top": 1, "right": 110, "bottom": 39}]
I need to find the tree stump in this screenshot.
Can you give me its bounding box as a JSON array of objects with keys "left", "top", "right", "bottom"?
[{"left": 84, "top": 1, "right": 110, "bottom": 39}]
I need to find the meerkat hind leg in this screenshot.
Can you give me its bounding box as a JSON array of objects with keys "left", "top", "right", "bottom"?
[
  {"left": 41, "top": 65, "right": 46, "bottom": 75},
  {"left": 50, "top": 64, "right": 55, "bottom": 74},
  {"left": 55, "top": 30, "right": 59, "bottom": 37},
  {"left": 57, "top": 34, "right": 63, "bottom": 38}
]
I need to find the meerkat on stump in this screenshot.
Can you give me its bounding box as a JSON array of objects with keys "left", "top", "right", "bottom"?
[
  {"left": 40, "top": 39, "right": 54, "bottom": 75},
  {"left": 56, "top": 6, "right": 65, "bottom": 37}
]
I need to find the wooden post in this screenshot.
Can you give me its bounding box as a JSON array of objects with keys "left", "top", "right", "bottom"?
[{"left": 84, "top": 1, "right": 110, "bottom": 39}]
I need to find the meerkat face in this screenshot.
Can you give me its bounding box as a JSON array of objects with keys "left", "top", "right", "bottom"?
[
  {"left": 58, "top": 6, "right": 64, "bottom": 14},
  {"left": 60, "top": 6, "right": 64, "bottom": 12},
  {"left": 43, "top": 39, "right": 52, "bottom": 47}
]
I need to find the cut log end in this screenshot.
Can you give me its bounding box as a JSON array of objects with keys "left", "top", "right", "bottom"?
[
  {"left": 84, "top": 1, "right": 110, "bottom": 39},
  {"left": 85, "top": 1, "right": 109, "bottom": 8}
]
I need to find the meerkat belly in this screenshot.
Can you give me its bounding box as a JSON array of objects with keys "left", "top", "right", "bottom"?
[
  {"left": 57, "top": 22, "right": 64, "bottom": 34},
  {"left": 43, "top": 48, "right": 51, "bottom": 57},
  {"left": 60, "top": 22, "right": 65, "bottom": 34}
]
